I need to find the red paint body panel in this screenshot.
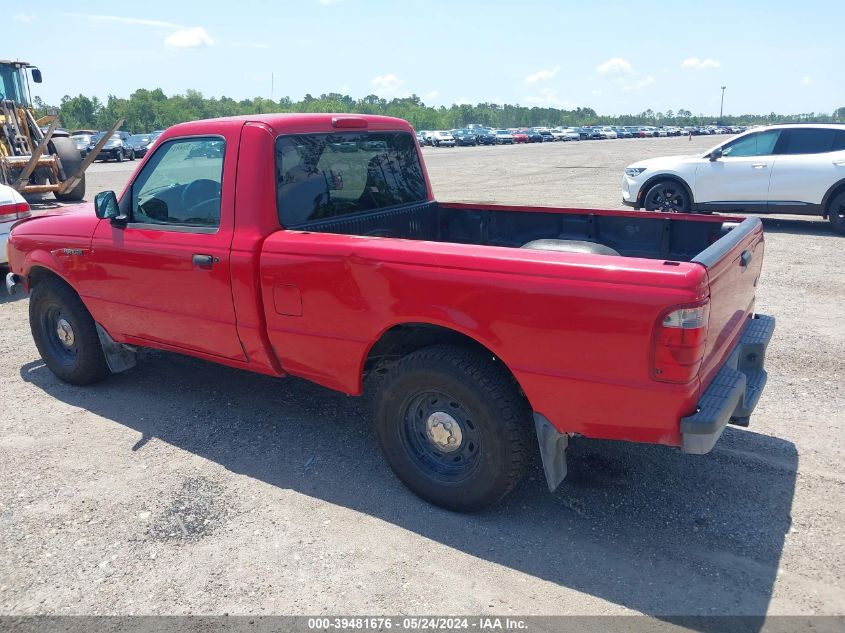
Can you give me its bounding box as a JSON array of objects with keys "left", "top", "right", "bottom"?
[{"left": 6, "top": 113, "right": 766, "bottom": 450}]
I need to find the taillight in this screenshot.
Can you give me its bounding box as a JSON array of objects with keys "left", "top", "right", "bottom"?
[
  {"left": 0, "top": 201, "right": 31, "bottom": 221},
  {"left": 652, "top": 300, "right": 710, "bottom": 383}
]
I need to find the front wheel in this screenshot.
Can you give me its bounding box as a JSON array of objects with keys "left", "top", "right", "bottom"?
[
  {"left": 115, "top": 149, "right": 124, "bottom": 163},
  {"left": 374, "top": 345, "right": 532, "bottom": 511},
  {"left": 643, "top": 180, "right": 691, "bottom": 213},
  {"left": 828, "top": 192, "right": 845, "bottom": 236},
  {"left": 29, "top": 279, "right": 109, "bottom": 385}
]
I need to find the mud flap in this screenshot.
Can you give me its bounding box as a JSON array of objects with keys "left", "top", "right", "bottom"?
[
  {"left": 534, "top": 413, "right": 568, "bottom": 492},
  {"left": 96, "top": 323, "right": 137, "bottom": 373}
]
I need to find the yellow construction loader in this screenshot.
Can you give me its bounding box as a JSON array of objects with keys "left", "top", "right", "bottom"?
[{"left": 0, "top": 60, "right": 121, "bottom": 201}]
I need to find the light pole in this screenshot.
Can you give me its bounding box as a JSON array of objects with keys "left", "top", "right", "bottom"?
[{"left": 719, "top": 86, "right": 726, "bottom": 123}]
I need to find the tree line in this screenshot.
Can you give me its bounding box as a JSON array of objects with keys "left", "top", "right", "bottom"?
[{"left": 36, "top": 89, "right": 845, "bottom": 134}]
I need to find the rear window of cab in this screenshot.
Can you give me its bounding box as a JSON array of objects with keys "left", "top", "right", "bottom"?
[{"left": 275, "top": 131, "right": 427, "bottom": 227}]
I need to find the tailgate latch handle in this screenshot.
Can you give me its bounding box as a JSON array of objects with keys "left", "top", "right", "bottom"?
[{"left": 740, "top": 250, "right": 752, "bottom": 268}]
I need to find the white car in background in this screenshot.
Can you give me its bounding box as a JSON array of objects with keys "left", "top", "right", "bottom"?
[
  {"left": 430, "top": 131, "right": 455, "bottom": 147},
  {"left": 1, "top": 184, "right": 31, "bottom": 266},
  {"left": 622, "top": 124, "right": 845, "bottom": 234},
  {"left": 600, "top": 126, "right": 618, "bottom": 139}
]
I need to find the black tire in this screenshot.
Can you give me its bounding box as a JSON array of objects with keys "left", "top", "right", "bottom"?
[
  {"left": 29, "top": 278, "right": 109, "bottom": 385},
  {"left": 129, "top": 148, "right": 136, "bottom": 161},
  {"left": 51, "top": 136, "right": 86, "bottom": 202},
  {"left": 828, "top": 192, "right": 845, "bottom": 236},
  {"left": 374, "top": 344, "right": 532, "bottom": 511},
  {"left": 643, "top": 179, "right": 691, "bottom": 213},
  {"left": 116, "top": 149, "right": 124, "bottom": 163}
]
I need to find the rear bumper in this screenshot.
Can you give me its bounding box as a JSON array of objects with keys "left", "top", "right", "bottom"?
[{"left": 680, "top": 314, "right": 776, "bottom": 454}]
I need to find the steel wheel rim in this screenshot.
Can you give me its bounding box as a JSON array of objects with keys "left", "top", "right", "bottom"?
[
  {"left": 399, "top": 390, "right": 482, "bottom": 483},
  {"left": 41, "top": 305, "right": 78, "bottom": 366}
]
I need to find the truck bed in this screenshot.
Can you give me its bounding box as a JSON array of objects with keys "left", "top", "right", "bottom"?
[{"left": 289, "top": 201, "right": 739, "bottom": 263}]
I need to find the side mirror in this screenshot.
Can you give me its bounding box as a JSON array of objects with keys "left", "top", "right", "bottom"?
[
  {"left": 709, "top": 147, "right": 723, "bottom": 161},
  {"left": 31, "top": 68, "right": 42, "bottom": 83},
  {"left": 94, "top": 190, "right": 126, "bottom": 226}
]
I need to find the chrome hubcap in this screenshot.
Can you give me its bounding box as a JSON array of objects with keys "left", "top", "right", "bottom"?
[
  {"left": 55, "top": 318, "right": 75, "bottom": 348},
  {"left": 425, "top": 411, "right": 463, "bottom": 452}
]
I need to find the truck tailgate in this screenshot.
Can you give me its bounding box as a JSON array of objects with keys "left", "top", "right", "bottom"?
[{"left": 693, "top": 217, "right": 765, "bottom": 390}]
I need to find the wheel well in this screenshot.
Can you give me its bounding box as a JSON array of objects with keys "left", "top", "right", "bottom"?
[
  {"left": 363, "top": 323, "right": 527, "bottom": 400},
  {"left": 638, "top": 174, "right": 694, "bottom": 208},
  {"left": 27, "top": 266, "right": 68, "bottom": 291},
  {"left": 821, "top": 180, "right": 845, "bottom": 218}
]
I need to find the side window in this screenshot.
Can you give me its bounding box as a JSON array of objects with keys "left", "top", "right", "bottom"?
[
  {"left": 722, "top": 130, "right": 781, "bottom": 157},
  {"left": 131, "top": 138, "right": 224, "bottom": 229},
  {"left": 833, "top": 130, "right": 845, "bottom": 152},
  {"left": 780, "top": 128, "right": 836, "bottom": 155}
]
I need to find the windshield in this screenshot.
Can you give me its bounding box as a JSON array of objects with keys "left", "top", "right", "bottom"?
[
  {"left": 276, "top": 131, "right": 427, "bottom": 227},
  {"left": 131, "top": 134, "right": 151, "bottom": 144},
  {"left": 0, "top": 64, "right": 27, "bottom": 104}
]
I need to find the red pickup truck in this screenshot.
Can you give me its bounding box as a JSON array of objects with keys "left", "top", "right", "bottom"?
[{"left": 5, "top": 113, "right": 775, "bottom": 511}]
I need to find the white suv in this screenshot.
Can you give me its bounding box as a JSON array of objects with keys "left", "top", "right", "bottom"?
[{"left": 622, "top": 124, "right": 845, "bottom": 234}]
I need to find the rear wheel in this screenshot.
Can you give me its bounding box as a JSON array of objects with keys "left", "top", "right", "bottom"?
[
  {"left": 374, "top": 345, "right": 532, "bottom": 511},
  {"left": 115, "top": 149, "right": 124, "bottom": 163},
  {"left": 828, "top": 192, "right": 845, "bottom": 236},
  {"left": 643, "top": 180, "right": 691, "bottom": 213},
  {"left": 29, "top": 279, "right": 109, "bottom": 385}
]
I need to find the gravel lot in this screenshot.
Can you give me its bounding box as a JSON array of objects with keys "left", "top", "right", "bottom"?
[{"left": 1, "top": 136, "right": 843, "bottom": 623}]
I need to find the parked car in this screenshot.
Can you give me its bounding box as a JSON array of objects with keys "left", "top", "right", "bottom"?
[
  {"left": 612, "top": 127, "right": 632, "bottom": 139},
  {"left": 549, "top": 130, "right": 568, "bottom": 141},
  {"left": 536, "top": 128, "right": 555, "bottom": 142},
  {"left": 575, "top": 127, "right": 592, "bottom": 140},
  {"left": 451, "top": 130, "right": 478, "bottom": 146},
  {"left": 129, "top": 134, "right": 154, "bottom": 158},
  {"left": 89, "top": 131, "right": 135, "bottom": 162},
  {"left": 0, "top": 183, "right": 31, "bottom": 265},
  {"left": 520, "top": 129, "right": 542, "bottom": 143},
  {"left": 494, "top": 129, "right": 514, "bottom": 144},
  {"left": 430, "top": 131, "right": 455, "bottom": 147},
  {"left": 557, "top": 128, "right": 581, "bottom": 141},
  {"left": 71, "top": 132, "right": 93, "bottom": 154},
  {"left": 600, "top": 127, "right": 618, "bottom": 139},
  {"left": 510, "top": 130, "right": 529, "bottom": 144},
  {"left": 588, "top": 128, "right": 607, "bottom": 140},
  {"left": 474, "top": 129, "right": 498, "bottom": 145},
  {"left": 622, "top": 124, "right": 845, "bottom": 234},
  {"left": 6, "top": 112, "right": 774, "bottom": 512},
  {"left": 415, "top": 131, "right": 427, "bottom": 146}
]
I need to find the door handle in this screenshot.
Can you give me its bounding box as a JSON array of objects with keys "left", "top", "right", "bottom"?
[
  {"left": 751, "top": 163, "right": 767, "bottom": 169},
  {"left": 740, "top": 250, "right": 752, "bottom": 268},
  {"left": 192, "top": 253, "right": 215, "bottom": 268},
  {"left": 834, "top": 160, "right": 845, "bottom": 166}
]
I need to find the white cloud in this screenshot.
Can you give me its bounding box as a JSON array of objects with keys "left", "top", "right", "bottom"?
[
  {"left": 64, "top": 13, "right": 182, "bottom": 28},
  {"left": 681, "top": 57, "right": 722, "bottom": 70},
  {"left": 371, "top": 73, "right": 405, "bottom": 95},
  {"left": 320, "top": 0, "right": 345, "bottom": 4},
  {"left": 596, "top": 57, "right": 634, "bottom": 76},
  {"left": 456, "top": 96, "right": 472, "bottom": 106},
  {"left": 165, "top": 26, "right": 215, "bottom": 48},
  {"left": 623, "top": 76, "right": 656, "bottom": 91},
  {"left": 423, "top": 90, "right": 440, "bottom": 101},
  {"left": 14, "top": 12, "right": 36, "bottom": 23},
  {"left": 800, "top": 76, "right": 812, "bottom": 86},
  {"left": 525, "top": 66, "right": 561, "bottom": 83}
]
